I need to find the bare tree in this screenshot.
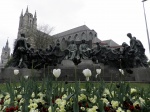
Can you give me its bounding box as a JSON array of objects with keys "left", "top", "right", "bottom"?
[{"left": 27, "top": 24, "right": 54, "bottom": 49}]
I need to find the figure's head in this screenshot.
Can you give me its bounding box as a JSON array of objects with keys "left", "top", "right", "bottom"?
[
  {"left": 82, "top": 39, "right": 85, "bottom": 43},
  {"left": 116, "top": 48, "right": 120, "bottom": 51},
  {"left": 27, "top": 43, "right": 31, "bottom": 48},
  {"left": 20, "top": 33, "right": 25, "bottom": 38},
  {"left": 133, "top": 37, "right": 136, "bottom": 40},
  {"left": 57, "top": 43, "right": 60, "bottom": 46},
  {"left": 38, "top": 49, "right": 42, "bottom": 51},
  {"left": 30, "top": 48, "right": 34, "bottom": 51},
  {"left": 127, "top": 33, "right": 132, "bottom": 38},
  {"left": 71, "top": 40, "right": 75, "bottom": 44},
  {"left": 122, "top": 42, "right": 128, "bottom": 47},
  {"left": 96, "top": 42, "right": 99, "bottom": 45}
]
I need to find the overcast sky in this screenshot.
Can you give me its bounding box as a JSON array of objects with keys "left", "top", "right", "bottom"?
[{"left": 0, "top": 0, "right": 150, "bottom": 60}]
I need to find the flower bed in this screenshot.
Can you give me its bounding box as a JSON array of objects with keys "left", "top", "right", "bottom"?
[{"left": 0, "top": 69, "right": 150, "bottom": 112}]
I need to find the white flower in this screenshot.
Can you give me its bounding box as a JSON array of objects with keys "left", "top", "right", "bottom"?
[
  {"left": 89, "top": 95, "right": 97, "bottom": 103},
  {"left": 4, "top": 99, "right": 10, "bottom": 105},
  {"left": 80, "top": 107, "right": 85, "bottom": 111},
  {"left": 96, "top": 69, "right": 101, "bottom": 74},
  {"left": 82, "top": 69, "right": 92, "bottom": 81},
  {"left": 116, "top": 107, "right": 124, "bottom": 112},
  {"left": 48, "top": 106, "right": 52, "bottom": 112},
  {"left": 103, "top": 88, "right": 110, "bottom": 95},
  {"left": 119, "top": 69, "right": 124, "bottom": 75},
  {"left": 87, "top": 106, "right": 98, "bottom": 112},
  {"left": 24, "top": 75, "right": 29, "bottom": 79},
  {"left": 0, "top": 94, "right": 4, "bottom": 99},
  {"left": 14, "top": 69, "right": 19, "bottom": 75},
  {"left": 101, "top": 98, "right": 109, "bottom": 104},
  {"left": 96, "top": 69, "right": 101, "bottom": 78},
  {"left": 133, "top": 101, "right": 140, "bottom": 107},
  {"left": 62, "top": 94, "right": 67, "bottom": 99},
  {"left": 78, "top": 94, "right": 87, "bottom": 101},
  {"left": 53, "top": 69, "right": 61, "bottom": 78},
  {"left": 139, "top": 97, "right": 145, "bottom": 105},
  {"left": 17, "top": 95, "right": 22, "bottom": 99},
  {"left": 83, "top": 69, "right": 92, "bottom": 77},
  {"left": 86, "top": 77, "right": 89, "bottom": 81},
  {"left": 28, "top": 102, "right": 38, "bottom": 109},
  {"left": 130, "top": 88, "right": 137, "bottom": 94},
  {"left": 31, "top": 92, "right": 35, "bottom": 98},
  {"left": 55, "top": 98, "right": 66, "bottom": 108},
  {"left": 4, "top": 94, "right": 10, "bottom": 100},
  {"left": 37, "top": 92, "right": 45, "bottom": 99},
  {"left": 111, "top": 100, "right": 119, "bottom": 109},
  {"left": 19, "top": 98, "right": 25, "bottom": 104},
  {"left": 29, "top": 109, "right": 39, "bottom": 112}
]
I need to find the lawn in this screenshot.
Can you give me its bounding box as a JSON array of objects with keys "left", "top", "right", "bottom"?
[{"left": 0, "top": 68, "right": 150, "bottom": 112}]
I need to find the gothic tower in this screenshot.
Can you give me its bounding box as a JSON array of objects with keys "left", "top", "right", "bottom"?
[
  {"left": 17, "top": 6, "right": 37, "bottom": 47},
  {"left": 1, "top": 39, "right": 10, "bottom": 67}
]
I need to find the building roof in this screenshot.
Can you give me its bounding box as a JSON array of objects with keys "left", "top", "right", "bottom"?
[
  {"left": 53, "top": 25, "right": 90, "bottom": 38},
  {"left": 101, "top": 39, "right": 119, "bottom": 46},
  {"left": 92, "top": 37, "right": 101, "bottom": 43}
]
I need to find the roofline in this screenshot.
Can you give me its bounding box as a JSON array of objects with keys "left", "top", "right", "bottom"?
[{"left": 53, "top": 29, "right": 94, "bottom": 38}]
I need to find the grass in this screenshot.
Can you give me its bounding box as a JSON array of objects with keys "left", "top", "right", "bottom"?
[{"left": 0, "top": 81, "right": 149, "bottom": 92}]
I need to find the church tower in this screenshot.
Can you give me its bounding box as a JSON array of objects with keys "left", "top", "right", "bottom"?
[
  {"left": 1, "top": 39, "right": 10, "bottom": 67},
  {"left": 17, "top": 6, "right": 37, "bottom": 46}
]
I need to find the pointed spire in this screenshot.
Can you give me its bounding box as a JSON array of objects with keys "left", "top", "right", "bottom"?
[
  {"left": 4, "top": 38, "right": 9, "bottom": 49},
  {"left": 20, "top": 9, "right": 23, "bottom": 17},
  {"left": 6, "top": 39, "right": 8, "bottom": 46},
  {"left": 26, "top": 6, "right": 28, "bottom": 13},
  {"left": 34, "top": 10, "right": 37, "bottom": 18}
]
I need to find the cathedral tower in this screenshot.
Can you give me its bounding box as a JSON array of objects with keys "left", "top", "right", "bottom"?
[
  {"left": 1, "top": 39, "right": 10, "bottom": 67},
  {"left": 17, "top": 6, "right": 37, "bottom": 46}
]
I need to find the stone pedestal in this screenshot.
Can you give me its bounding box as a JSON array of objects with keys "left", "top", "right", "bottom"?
[
  {"left": 0, "top": 67, "right": 41, "bottom": 82},
  {"left": 78, "top": 60, "right": 93, "bottom": 69},
  {"left": 0, "top": 64, "right": 150, "bottom": 82},
  {"left": 60, "top": 60, "right": 75, "bottom": 67},
  {"left": 133, "top": 67, "right": 150, "bottom": 82}
]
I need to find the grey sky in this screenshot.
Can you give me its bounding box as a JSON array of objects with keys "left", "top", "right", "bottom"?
[{"left": 0, "top": 0, "right": 150, "bottom": 59}]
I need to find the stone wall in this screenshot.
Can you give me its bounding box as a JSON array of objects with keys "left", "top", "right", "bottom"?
[{"left": 0, "top": 60, "right": 150, "bottom": 82}]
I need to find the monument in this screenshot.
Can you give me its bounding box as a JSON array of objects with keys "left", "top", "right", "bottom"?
[
  {"left": 0, "top": 7, "right": 149, "bottom": 82},
  {"left": 1, "top": 32, "right": 148, "bottom": 82}
]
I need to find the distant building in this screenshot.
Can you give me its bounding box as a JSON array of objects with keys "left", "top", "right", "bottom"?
[
  {"left": 101, "top": 39, "right": 122, "bottom": 49},
  {"left": 52, "top": 25, "right": 121, "bottom": 50},
  {"left": 0, "top": 7, "right": 122, "bottom": 69},
  {"left": 0, "top": 40, "right": 10, "bottom": 68},
  {"left": 17, "top": 7, "right": 120, "bottom": 50},
  {"left": 53, "top": 25, "right": 98, "bottom": 49}
]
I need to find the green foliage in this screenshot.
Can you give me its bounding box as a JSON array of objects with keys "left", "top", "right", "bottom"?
[
  {"left": 0, "top": 76, "right": 150, "bottom": 111},
  {"left": 148, "top": 60, "right": 150, "bottom": 65}
]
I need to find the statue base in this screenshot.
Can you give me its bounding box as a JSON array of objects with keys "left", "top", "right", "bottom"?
[{"left": 60, "top": 59, "right": 75, "bottom": 67}]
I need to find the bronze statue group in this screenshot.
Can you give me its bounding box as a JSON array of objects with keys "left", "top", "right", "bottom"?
[{"left": 9, "top": 33, "right": 149, "bottom": 70}]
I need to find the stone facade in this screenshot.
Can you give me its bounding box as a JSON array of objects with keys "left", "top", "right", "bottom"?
[
  {"left": 53, "top": 25, "right": 98, "bottom": 50},
  {"left": 17, "top": 7, "right": 119, "bottom": 50},
  {"left": 17, "top": 7, "right": 37, "bottom": 47},
  {"left": 0, "top": 7, "right": 121, "bottom": 70}
]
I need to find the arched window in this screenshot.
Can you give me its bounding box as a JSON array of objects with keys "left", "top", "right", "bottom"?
[
  {"left": 81, "top": 32, "right": 86, "bottom": 40},
  {"left": 68, "top": 36, "right": 71, "bottom": 41},
  {"left": 61, "top": 38, "right": 67, "bottom": 50},
  {"left": 56, "top": 39, "right": 60, "bottom": 43},
  {"left": 95, "top": 34, "right": 97, "bottom": 37},
  {"left": 89, "top": 32, "right": 93, "bottom": 40},
  {"left": 74, "top": 34, "right": 78, "bottom": 41}
]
